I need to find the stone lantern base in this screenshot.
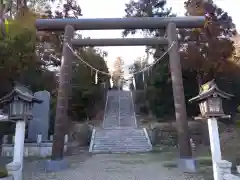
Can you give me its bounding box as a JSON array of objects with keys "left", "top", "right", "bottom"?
[
  {"left": 178, "top": 158, "right": 197, "bottom": 172},
  {"left": 41, "top": 159, "right": 69, "bottom": 172},
  {"left": 6, "top": 162, "right": 21, "bottom": 180},
  {"left": 0, "top": 176, "right": 13, "bottom": 180}
]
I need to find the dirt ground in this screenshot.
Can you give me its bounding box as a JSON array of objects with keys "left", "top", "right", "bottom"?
[{"left": 138, "top": 114, "right": 240, "bottom": 178}]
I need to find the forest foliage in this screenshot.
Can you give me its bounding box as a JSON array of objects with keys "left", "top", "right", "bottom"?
[
  {"left": 0, "top": 0, "right": 240, "bottom": 123},
  {"left": 0, "top": 0, "right": 109, "bottom": 128},
  {"left": 126, "top": 0, "right": 240, "bottom": 119}
]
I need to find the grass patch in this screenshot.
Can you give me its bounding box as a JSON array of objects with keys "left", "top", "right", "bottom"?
[
  {"left": 25, "top": 155, "right": 51, "bottom": 162},
  {"left": 118, "top": 160, "right": 145, "bottom": 165},
  {"left": 195, "top": 156, "right": 213, "bottom": 180},
  {"left": 0, "top": 167, "right": 8, "bottom": 178},
  {"left": 197, "top": 168, "right": 213, "bottom": 180},
  {"left": 196, "top": 156, "right": 212, "bottom": 166},
  {"left": 151, "top": 146, "right": 178, "bottom": 153},
  {"left": 163, "top": 162, "right": 178, "bottom": 168}
]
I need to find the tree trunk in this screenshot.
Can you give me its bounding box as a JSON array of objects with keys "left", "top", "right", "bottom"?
[
  {"left": 0, "top": 0, "right": 4, "bottom": 37},
  {"left": 196, "top": 72, "right": 203, "bottom": 90},
  {"left": 201, "top": 121, "right": 210, "bottom": 145},
  {"left": 16, "top": 0, "right": 20, "bottom": 12},
  {"left": 7, "top": 135, "right": 12, "bottom": 144},
  {"left": 0, "top": 135, "right": 3, "bottom": 156},
  {"left": 23, "top": 0, "right": 27, "bottom": 7}
]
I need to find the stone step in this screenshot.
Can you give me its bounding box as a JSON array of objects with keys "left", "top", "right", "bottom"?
[
  {"left": 93, "top": 145, "right": 151, "bottom": 148},
  {"left": 93, "top": 146, "right": 152, "bottom": 149},
  {"left": 92, "top": 148, "right": 152, "bottom": 153},
  {"left": 95, "top": 131, "right": 145, "bottom": 134},
  {"left": 93, "top": 143, "right": 150, "bottom": 146},
  {"left": 90, "top": 127, "right": 152, "bottom": 153},
  {"left": 93, "top": 146, "right": 151, "bottom": 150},
  {"left": 96, "top": 128, "right": 144, "bottom": 131},
  {"left": 94, "top": 137, "right": 148, "bottom": 139},
  {"left": 94, "top": 139, "right": 148, "bottom": 142},
  {"left": 102, "top": 146, "right": 151, "bottom": 148},
  {"left": 93, "top": 142, "right": 150, "bottom": 145},
  {"left": 95, "top": 136, "right": 146, "bottom": 139},
  {"left": 92, "top": 149, "right": 152, "bottom": 152},
  {"left": 94, "top": 141, "right": 149, "bottom": 143},
  {"left": 93, "top": 144, "right": 151, "bottom": 148},
  {"left": 94, "top": 137, "right": 147, "bottom": 143},
  {"left": 95, "top": 133, "right": 146, "bottom": 136},
  {"left": 94, "top": 143, "right": 150, "bottom": 145}
]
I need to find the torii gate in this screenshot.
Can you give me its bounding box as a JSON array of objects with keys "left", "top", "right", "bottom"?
[{"left": 35, "top": 16, "right": 205, "bottom": 171}]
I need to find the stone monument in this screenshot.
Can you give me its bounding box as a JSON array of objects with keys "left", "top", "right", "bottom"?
[{"left": 28, "top": 90, "right": 50, "bottom": 141}]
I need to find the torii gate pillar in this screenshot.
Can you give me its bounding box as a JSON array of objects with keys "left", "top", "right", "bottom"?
[
  {"left": 45, "top": 25, "right": 75, "bottom": 171},
  {"left": 167, "top": 23, "right": 196, "bottom": 172}
]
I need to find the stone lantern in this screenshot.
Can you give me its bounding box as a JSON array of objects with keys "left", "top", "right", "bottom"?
[
  {"left": 0, "top": 83, "right": 42, "bottom": 121},
  {"left": 189, "top": 79, "right": 233, "bottom": 118},
  {"left": 0, "top": 83, "right": 42, "bottom": 180},
  {"left": 188, "top": 79, "right": 233, "bottom": 180}
]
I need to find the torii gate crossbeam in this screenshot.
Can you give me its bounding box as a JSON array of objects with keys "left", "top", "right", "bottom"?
[
  {"left": 35, "top": 16, "right": 205, "bottom": 31},
  {"left": 71, "top": 38, "right": 168, "bottom": 46}
]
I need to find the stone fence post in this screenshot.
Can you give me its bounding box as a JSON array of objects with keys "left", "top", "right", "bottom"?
[
  {"left": 217, "top": 160, "right": 240, "bottom": 180},
  {"left": 223, "top": 174, "right": 240, "bottom": 180},
  {"left": 50, "top": 135, "right": 53, "bottom": 141},
  {"left": 217, "top": 160, "right": 232, "bottom": 180},
  {"left": 190, "top": 138, "right": 196, "bottom": 152},
  {"left": 3, "top": 135, "right": 8, "bottom": 143},
  {"left": 37, "top": 134, "right": 42, "bottom": 144},
  {"left": 237, "top": 166, "right": 240, "bottom": 174},
  {"left": 64, "top": 135, "right": 68, "bottom": 143},
  {"left": 7, "top": 162, "right": 21, "bottom": 180}
]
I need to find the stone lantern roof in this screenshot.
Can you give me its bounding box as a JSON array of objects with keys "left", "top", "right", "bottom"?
[
  {"left": 0, "top": 83, "right": 42, "bottom": 104},
  {"left": 189, "top": 80, "right": 234, "bottom": 103}
]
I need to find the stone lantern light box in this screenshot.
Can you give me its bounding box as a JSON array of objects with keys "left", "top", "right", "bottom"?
[
  {"left": 189, "top": 80, "right": 234, "bottom": 118},
  {"left": 0, "top": 83, "right": 42, "bottom": 121}
]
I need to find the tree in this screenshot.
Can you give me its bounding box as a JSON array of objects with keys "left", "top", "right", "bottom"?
[
  {"left": 129, "top": 57, "right": 149, "bottom": 90},
  {"left": 0, "top": 0, "right": 11, "bottom": 37},
  {"left": 123, "top": 0, "right": 172, "bottom": 37},
  {"left": 0, "top": 0, "right": 110, "bottom": 160},
  {"left": 0, "top": 9, "right": 57, "bottom": 156},
  {"left": 34, "top": 0, "right": 82, "bottom": 160},
  {"left": 180, "top": 0, "right": 237, "bottom": 86},
  {"left": 112, "top": 57, "right": 124, "bottom": 89},
  {"left": 232, "top": 34, "right": 240, "bottom": 63},
  {"left": 180, "top": 1, "right": 239, "bottom": 146},
  {"left": 69, "top": 47, "right": 109, "bottom": 121}
]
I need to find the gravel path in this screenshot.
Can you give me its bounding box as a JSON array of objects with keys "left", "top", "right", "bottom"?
[{"left": 22, "top": 152, "right": 204, "bottom": 180}]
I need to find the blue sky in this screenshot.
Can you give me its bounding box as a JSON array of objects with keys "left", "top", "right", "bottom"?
[{"left": 78, "top": 0, "right": 239, "bottom": 68}]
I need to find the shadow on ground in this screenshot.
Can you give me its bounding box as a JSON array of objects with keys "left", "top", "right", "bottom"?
[{"left": 1, "top": 147, "right": 211, "bottom": 180}]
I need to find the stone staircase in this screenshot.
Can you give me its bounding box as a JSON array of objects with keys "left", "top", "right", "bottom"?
[
  {"left": 102, "top": 91, "right": 119, "bottom": 129},
  {"left": 90, "top": 128, "right": 152, "bottom": 153},
  {"left": 119, "top": 92, "right": 137, "bottom": 127},
  {"left": 89, "top": 90, "right": 152, "bottom": 153}
]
